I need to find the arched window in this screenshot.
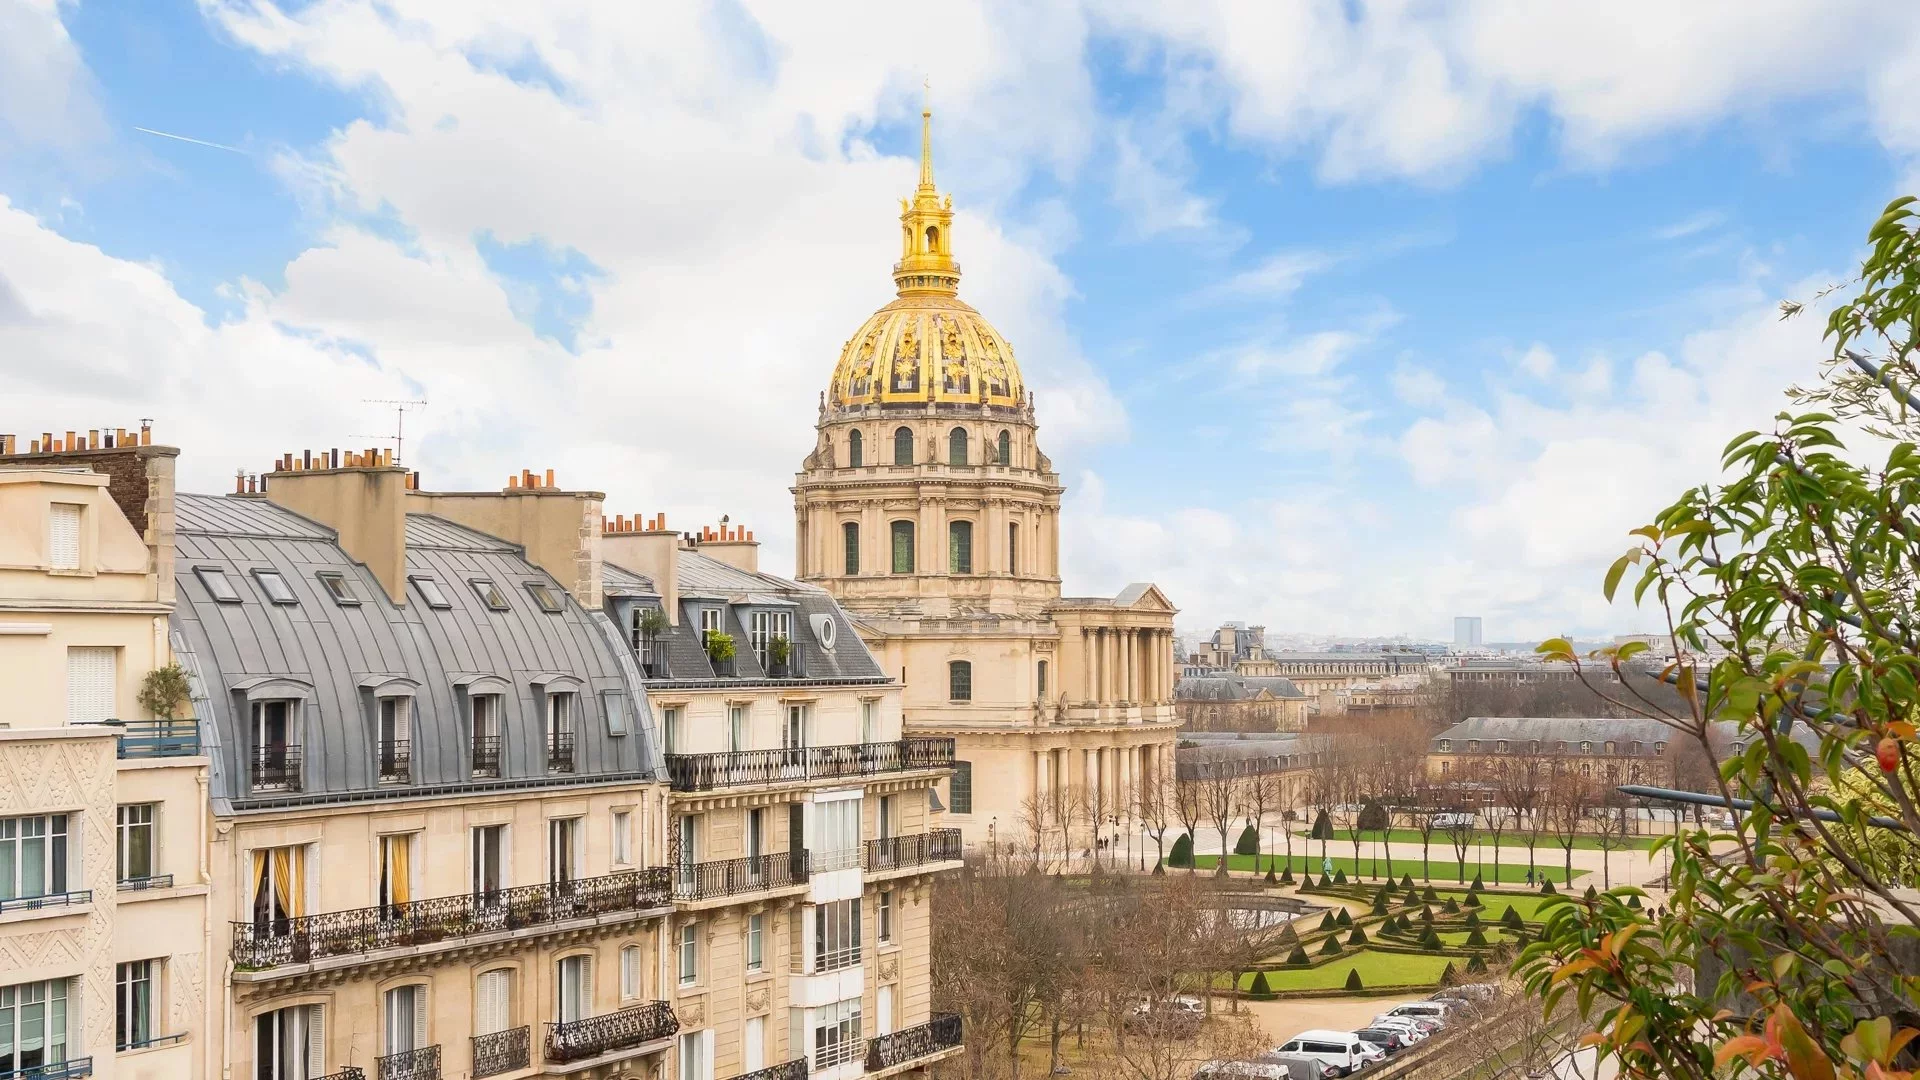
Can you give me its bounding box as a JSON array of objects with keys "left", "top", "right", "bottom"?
[
  {"left": 890, "top": 521, "right": 915, "bottom": 574},
  {"left": 1037, "top": 660, "right": 1048, "bottom": 698},
  {"left": 949, "top": 660, "right": 972, "bottom": 701},
  {"left": 847, "top": 430, "right": 863, "bottom": 468},
  {"left": 949, "top": 520, "right": 973, "bottom": 574},
  {"left": 949, "top": 427, "right": 968, "bottom": 465},
  {"left": 926, "top": 225, "right": 940, "bottom": 252},
  {"left": 842, "top": 522, "right": 860, "bottom": 575},
  {"left": 996, "top": 429, "right": 1011, "bottom": 465},
  {"left": 894, "top": 427, "right": 914, "bottom": 466}
]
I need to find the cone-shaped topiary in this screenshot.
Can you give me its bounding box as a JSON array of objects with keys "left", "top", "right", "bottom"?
[
  {"left": 1464, "top": 909, "right": 1481, "bottom": 928},
  {"left": 1443, "top": 898, "right": 1461, "bottom": 915},
  {"left": 1335, "top": 908, "right": 1353, "bottom": 927},
  {"left": 1153, "top": 861, "right": 1166, "bottom": 875},
  {"left": 1585, "top": 885, "right": 1599, "bottom": 901},
  {"left": 1319, "top": 911, "right": 1337, "bottom": 932},
  {"left": 1311, "top": 809, "right": 1335, "bottom": 840},
  {"left": 1371, "top": 893, "right": 1390, "bottom": 915},
  {"left": 1420, "top": 928, "right": 1441, "bottom": 951},
  {"left": 1266, "top": 866, "right": 1278, "bottom": 884},
  {"left": 1345, "top": 968, "right": 1364, "bottom": 992},
  {"left": 1502, "top": 905, "right": 1525, "bottom": 930},
  {"left": 1319, "top": 873, "right": 1334, "bottom": 888},
  {"left": 1466, "top": 927, "right": 1488, "bottom": 948},
  {"left": 1462, "top": 891, "right": 1482, "bottom": 908},
  {"left": 1278, "top": 921, "right": 1300, "bottom": 945},
  {"left": 1280, "top": 866, "right": 1296, "bottom": 885},
  {"left": 1249, "top": 970, "right": 1274, "bottom": 996},
  {"left": 1401, "top": 873, "right": 1416, "bottom": 888},
  {"left": 1420, "top": 906, "right": 1434, "bottom": 924},
  {"left": 1469, "top": 873, "right": 1485, "bottom": 891},
  {"left": 1169, "top": 833, "right": 1194, "bottom": 868},
  {"left": 1628, "top": 893, "right": 1642, "bottom": 909},
  {"left": 1423, "top": 885, "right": 1439, "bottom": 902},
  {"left": 1320, "top": 936, "right": 1343, "bottom": 956},
  {"left": 1287, "top": 946, "right": 1311, "bottom": 966},
  {"left": 1395, "top": 913, "right": 1412, "bottom": 932},
  {"left": 1439, "top": 962, "right": 1458, "bottom": 986},
  {"left": 1542, "top": 878, "right": 1557, "bottom": 894},
  {"left": 1347, "top": 925, "right": 1369, "bottom": 945},
  {"left": 1235, "top": 825, "right": 1261, "bottom": 856},
  {"left": 1466, "top": 954, "right": 1488, "bottom": 974},
  {"left": 1334, "top": 868, "right": 1349, "bottom": 884}
]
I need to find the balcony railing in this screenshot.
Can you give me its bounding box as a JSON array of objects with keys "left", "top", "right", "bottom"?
[
  {"left": 816, "top": 1034, "right": 864, "bottom": 1070},
  {"left": 0, "top": 889, "right": 90, "bottom": 915},
  {"left": 739, "top": 1060, "right": 808, "bottom": 1080},
  {"left": 795, "top": 939, "right": 862, "bottom": 976},
  {"left": 544, "top": 1001, "right": 678, "bottom": 1065},
  {"left": 315, "top": 1070, "right": 366, "bottom": 1080},
  {"left": 866, "top": 1014, "right": 964, "bottom": 1072},
  {"left": 375, "top": 1045, "right": 440, "bottom": 1080},
  {"left": 812, "top": 847, "right": 862, "bottom": 873},
  {"left": 864, "top": 829, "right": 963, "bottom": 873},
  {"left": 673, "top": 850, "right": 809, "bottom": 902},
  {"left": 250, "top": 744, "right": 302, "bottom": 791},
  {"left": 547, "top": 732, "right": 576, "bottom": 773},
  {"left": 84, "top": 719, "right": 201, "bottom": 758},
  {"left": 665, "top": 737, "right": 955, "bottom": 792},
  {"left": 471, "top": 1027, "right": 529, "bottom": 1079},
  {"left": 470, "top": 736, "right": 501, "bottom": 778},
  {"left": 1, "top": 1058, "right": 94, "bottom": 1080},
  {"left": 117, "top": 874, "right": 174, "bottom": 892},
  {"left": 378, "top": 740, "right": 411, "bottom": 784},
  {"left": 231, "top": 867, "right": 673, "bottom": 971}
]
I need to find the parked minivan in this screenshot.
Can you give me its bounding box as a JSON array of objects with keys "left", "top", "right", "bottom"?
[
  {"left": 1379, "top": 1001, "right": 1452, "bottom": 1025},
  {"left": 1272, "top": 1031, "right": 1378, "bottom": 1076}
]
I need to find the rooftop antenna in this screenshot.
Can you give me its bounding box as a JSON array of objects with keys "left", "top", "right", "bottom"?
[{"left": 355, "top": 398, "right": 428, "bottom": 463}]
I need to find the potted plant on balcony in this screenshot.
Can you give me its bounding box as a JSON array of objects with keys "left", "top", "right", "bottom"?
[
  {"left": 767, "top": 634, "right": 792, "bottom": 676},
  {"left": 705, "top": 630, "right": 736, "bottom": 676},
  {"left": 138, "top": 663, "right": 191, "bottom": 721},
  {"left": 636, "top": 606, "right": 669, "bottom": 677}
]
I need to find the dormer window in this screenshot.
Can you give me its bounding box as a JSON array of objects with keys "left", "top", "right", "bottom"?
[
  {"left": 1496, "top": 740, "right": 1508, "bottom": 753},
  {"left": 253, "top": 569, "right": 297, "bottom": 605},
  {"left": 195, "top": 566, "right": 241, "bottom": 603},
  {"left": 410, "top": 576, "right": 451, "bottom": 609},
  {"left": 470, "top": 579, "right": 510, "bottom": 612},
  {"left": 1654, "top": 741, "right": 1667, "bottom": 754},
  {"left": 525, "top": 582, "right": 563, "bottom": 614},
  {"left": 1580, "top": 741, "right": 1593, "bottom": 754},
  {"left": 1466, "top": 740, "right": 1480, "bottom": 752},
  {"left": 316, "top": 571, "right": 360, "bottom": 606},
  {"left": 1437, "top": 739, "right": 1452, "bottom": 752},
  {"left": 48, "top": 503, "right": 82, "bottom": 570}
]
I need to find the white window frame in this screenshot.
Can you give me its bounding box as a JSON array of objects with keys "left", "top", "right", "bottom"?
[
  {"left": 812, "top": 997, "right": 863, "bottom": 1069},
  {"left": 116, "top": 959, "right": 157, "bottom": 1050},
  {"left": 746, "top": 913, "right": 764, "bottom": 972},
  {"left": 678, "top": 922, "right": 699, "bottom": 987},
  {"left": 117, "top": 803, "right": 155, "bottom": 883},
  {"left": 555, "top": 955, "right": 592, "bottom": 1025},
  {"left": 471, "top": 824, "right": 507, "bottom": 900},
  {"left": 612, "top": 810, "right": 632, "bottom": 866},
  {"left": 878, "top": 889, "right": 894, "bottom": 945},
  {"left": 620, "top": 944, "right": 643, "bottom": 1000},
  {"left": 0, "top": 814, "right": 70, "bottom": 900},
  {"left": 383, "top": 983, "right": 427, "bottom": 1057}
]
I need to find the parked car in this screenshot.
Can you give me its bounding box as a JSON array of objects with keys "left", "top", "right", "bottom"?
[
  {"left": 1379, "top": 1001, "right": 1452, "bottom": 1025},
  {"left": 1124, "top": 998, "right": 1202, "bottom": 1038},
  {"left": 1431, "top": 984, "right": 1499, "bottom": 1008},
  {"left": 1271, "top": 1031, "right": 1379, "bottom": 1076},
  {"left": 1365, "top": 1015, "right": 1433, "bottom": 1042},
  {"left": 1251, "top": 1053, "right": 1341, "bottom": 1080},
  {"left": 1195, "top": 1062, "right": 1296, "bottom": 1080},
  {"left": 1354, "top": 1028, "right": 1412, "bottom": 1055}
]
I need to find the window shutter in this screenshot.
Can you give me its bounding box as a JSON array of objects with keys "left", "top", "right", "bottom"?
[
  {"left": 304, "top": 1004, "right": 326, "bottom": 1076},
  {"left": 66, "top": 647, "right": 117, "bottom": 725},
  {"left": 477, "top": 970, "right": 508, "bottom": 1035},
  {"left": 395, "top": 699, "right": 410, "bottom": 744},
  {"left": 413, "top": 986, "right": 428, "bottom": 1050},
  {"left": 621, "top": 946, "right": 639, "bottom": 998},
  {"left": 48, "top": 504, "right": 80, "bottom": 569}
]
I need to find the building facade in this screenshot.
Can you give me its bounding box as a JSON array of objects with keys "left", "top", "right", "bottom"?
[
  {"left": 1425, "top": 716, "right": 1677, "bottom": 787},
  {"left": 1174, "top": 674, "right": 1308, "bottom": 733},
  {"left": 1257, "top": 652, "right": 1432, "bottom": 696},
  {"left": 0, "top": 429, "right": 209, "bottom": 1080},
  {"left": 790, "top": 110, "right": 1180, "bottom": 850}
]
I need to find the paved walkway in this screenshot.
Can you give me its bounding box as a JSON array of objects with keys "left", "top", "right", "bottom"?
[{"left": 1170, "top": 824, "right": 1682, "bottom": 890}]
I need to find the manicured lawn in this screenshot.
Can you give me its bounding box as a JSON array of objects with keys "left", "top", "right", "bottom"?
[
  {"left": 1296, "top": 828, "right": 1660, "bottom": 852},
  {"left": 1235, "top": 950, "right": 1456, "bottom": 991},
  {"left": 1188, "top": 852, "right": 1585, "bottom": 884},
  {"left": 1426, "top": 891, "right": 1562, "bottom": 923}
]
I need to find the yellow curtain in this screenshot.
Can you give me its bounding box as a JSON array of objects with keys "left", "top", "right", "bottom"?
[
  {"left": 252, "top": 850, "right": 267, "bottom": 910},
  {"left": 387, "top": 836, "right": 410, "bottom": 905},
  {"left": 290, "top": 847, "right": 303, "bottom": 917}
]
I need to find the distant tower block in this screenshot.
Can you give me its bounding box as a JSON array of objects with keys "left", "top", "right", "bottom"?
[{"left": 1454, "top": 616, "right": 1483, "bottom": 647}]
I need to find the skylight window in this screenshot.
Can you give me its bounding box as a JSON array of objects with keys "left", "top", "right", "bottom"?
[
  {"left": 525, "top": 582, "right": 563, "bottom": 614},
  {"left": 410, "top": 576, "right": 451, "bottom": 609},
  {"left": 253, "top": 569, "right": 297, "bottom": 605},
  {"left": 470, "top": 578, "right": 510, "bottom": 611},
  {"left": 195, "top": 567, "right": 241, "bottom": 603},
  {"left": 316, "top": 571, "right": 360, "bottom": 606}
]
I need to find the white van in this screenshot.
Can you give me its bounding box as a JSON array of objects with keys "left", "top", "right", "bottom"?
[
  {"left": 1272, "top": 1031, "right": 1378, "bottom": 1076},
  {"left": 1379, "top": 1001, "right": 1451, "bottom": 1025}
]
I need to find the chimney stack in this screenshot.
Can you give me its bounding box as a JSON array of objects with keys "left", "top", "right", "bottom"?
[
  {"left": 1, "top": 421, "right": 179, "bottom": 605},
  {"left": 405, "top": 468, "right": 606, "bottom": 607},
  {"left": 601, "top": 512, "right": 681, "bottom": 624},
  {"left": 697, "top": 521, "right": 760, "bottom": 573},
  {"left": 263, "top": 447, "right": 410, "bottom": 604}
]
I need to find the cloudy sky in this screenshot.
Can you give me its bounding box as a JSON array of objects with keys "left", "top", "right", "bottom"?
[{"left": 4, "top": 1, "right": 1919, "bottom": 642}]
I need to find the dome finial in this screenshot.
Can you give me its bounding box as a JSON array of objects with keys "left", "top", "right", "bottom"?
[{"left": 919, "top": 78, "right": 935, "bottom": 191}]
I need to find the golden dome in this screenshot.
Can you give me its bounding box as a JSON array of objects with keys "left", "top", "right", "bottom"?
[{"left": 828, "top": 108, "right": 1025, "bottom": 410}]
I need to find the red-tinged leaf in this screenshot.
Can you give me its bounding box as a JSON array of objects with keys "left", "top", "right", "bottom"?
[
  {"left": 1888, "top": 1028, "right": 1919, "bottom": 1059},
  {"left": 1718, "top": 1035, "right": 1774, "bottom": 1068},
  {"left": 1775, "top": 1007, "right": 1837, "bottom": 1080},
  {"left": 1551, "top": 956, "right": 1604, "bottom": 985}
]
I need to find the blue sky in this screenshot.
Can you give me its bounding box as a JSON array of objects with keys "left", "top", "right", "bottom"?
[{"left": 5, "top": 1, "right": 1919, "bottom": 642}]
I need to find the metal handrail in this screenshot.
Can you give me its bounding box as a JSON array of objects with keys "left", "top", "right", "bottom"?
[
  {"left": 471, "top": 1027, "right": 529, "bottom": 1079},
  {"left": 543, "top": 1001, "right": 678, "bottom": 1065},
  {"left": 249, "top": 744, "right": 302, "bottom": 791},
  {"left": 664, "top": 737, "right": 954, "bottom": 791},
  {"left": 737, "top": 1059, "right": 807, "bottom": 1080},
  {"left": 0, "top": 889, "right": 91, "bottom": 914},
  {"left": 117, "top": 874, "right": 174, "bottom": 892},
  {"left": 672, "top": 850, "right": 809, "bottom": 902},
  {"left": 231, "top": 867, "right": 673, "bottom": 970},
  {"left": 863, "top": 829, "right": 963, "bottom": 872},
  {"left": 547, "top": 732, "right": 576, "bottom": 773},
  {"left": 374, "top": 1044, "right": 440, "bottom": 1080},
  {"left": 866, "top": 1013, "right": 964, "bottom": 1072},
  {"left": 470, "top": 736, "right": 502, "bottom": 778},
  {"left": 3, "top": 1060, "right": 95, "bottom": 1080},
  {"left": 82, "top": 719, "right": 201, "bottom": 758},
  {"left": 378, "top": 740, "right": 411, "bottom": 783}
]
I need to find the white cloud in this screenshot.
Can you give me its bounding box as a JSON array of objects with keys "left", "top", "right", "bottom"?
[
  {"left": 1391, "top": 363, "right": 1446, "bottom": 407},
  {"left": 0, "top": 0, "right": 105, "bottom": 158},
  {"left": 1653, "top": 210, "right": 1726, "bottom": 241},
  {"left": 1517, "top": 343, "right": 1556, "bottom": 379},
  {"left": 1194, "top": 249, "right": 1334, "bottom": 303}
]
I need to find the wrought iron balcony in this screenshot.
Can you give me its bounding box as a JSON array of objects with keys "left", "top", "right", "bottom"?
[
  {"left": 673, "top": 850, "right": 809, "bottom": 902},
  {"left": 739, "top": 1060, "right": 807, "bottom": 1080},
  {"left": 250, "top": 744, "right": 302, "bottom": 791},
  {"left": 375, "top": 1045, "right": 439, "bottom": 1080},
  {"left": 544, "top": 1000, "right": 678, "bottom": 1065},
  {"left": 378, "top": 740, "right": 411, "bottom": 784},
  {"left": 470, "top": 736, "right": 501, "bottom": 778},
  {"left": 665, "top": 737, "right": 954, "bottom": 792},
  {"left": 315, "top": 1070, "right": 365, "bottom": 1080},
  {"left": 231, "top": 867, "right": 673, "bottom": 971},
  {"left": 471, "top": 1027, "right": 529, "bottom": 1079},
  {"left": 547, "top": 732, "right": 576, "bottom": 773},
  {"left": 1, "top": 1058, "right": 94, "bottom": 1080},
  {"left": 866, "top": 1013, "right": 963, "bottom": 1072},
  {"left": 864, "top": 829, "right": 963, "bottom": 873},
  {"left": 0, "top": 889, "right": 90, "bottom": 915},
  {"left": 117, "top": 873, "right": 174, "bottom": 892}
]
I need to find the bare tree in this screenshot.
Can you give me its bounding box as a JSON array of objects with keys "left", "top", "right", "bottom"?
[
  {"left": 931, "top": 864, "right": 1074, "bottom": 1080},
  {"left": 1197, "top": 753, "right": 1242, "bottom": 878},
  {"left": 1173, "top": 770, "right": 1205, "bottom": 874},
  {"left": 1137, "top": 756, "right": 1174, "bottom": 872},
  {"left": 1440, "top": 790, "right": 1478, "bottom": 883},
  {"left": 1497, "top": 755, "right": 1547, "bottom": 884},
  {"left": 1336, "top": 754, "right": 1373, "bottom": 879},
  {"left": 1408, "top": 796, "right": 1441, "bottom": 882},
  {"left": 1545, "top": 764, "right": 1593, "bottom": 886},
  {"left": 1591, "top": 785, "right": 1636, "bottom": 889},
  {"left": 1242, "top": 769, "right": 1281, "bottom": 875}
]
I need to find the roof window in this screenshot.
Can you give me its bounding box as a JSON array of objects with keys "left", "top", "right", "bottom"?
[
  {"left": 316, "top": 571, "right": 360, "bottom": 606},
  {"left": 470, "top": 578, "right": 510, "bottom": 611},
  {"left": 410, "top": 576, "right": 451, "bottom": 609},
  {"left": 525, "top": 582, "right": 563, "bottom": 614},
  {"left": 253, "top": 569, "right": 297, "bottom": 605},
  {"left": 195, "top": 566, "right": 242, "bottom": 603}
]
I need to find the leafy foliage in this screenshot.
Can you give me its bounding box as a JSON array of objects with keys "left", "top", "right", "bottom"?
[
  {"left": 1167, "top": 832, "right": 1193, "bottom": 868},
  {"left": 137, "top": 663, "right": 191, "bottom": 719},
  {"left": 1234, "top": 825, "right": 1261, "bottom": 856}
]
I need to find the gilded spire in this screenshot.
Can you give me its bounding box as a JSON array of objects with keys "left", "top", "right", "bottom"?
[
  {"left": 893, "top": 94, "right": 959, "bottom": 297},
  {"left": 919, "top": 106, "right": 935, "bottom": 190}
]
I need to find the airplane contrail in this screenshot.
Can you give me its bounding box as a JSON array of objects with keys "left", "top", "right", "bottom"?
[{"left": 134, "top": 126, "right": 248, "bottom": 155}]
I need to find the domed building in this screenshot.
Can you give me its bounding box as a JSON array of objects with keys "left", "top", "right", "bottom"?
[{"left": 794, "top": 110, "right": 1180, "bottom": 856}]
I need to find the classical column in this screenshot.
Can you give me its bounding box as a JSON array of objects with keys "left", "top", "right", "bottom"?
[
  {"left": 1034, "top": 749, "right": 1047, "bottom": 804},
  {"left": 1081, "top": 629, "right": 1094, "bottom": 702}
]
